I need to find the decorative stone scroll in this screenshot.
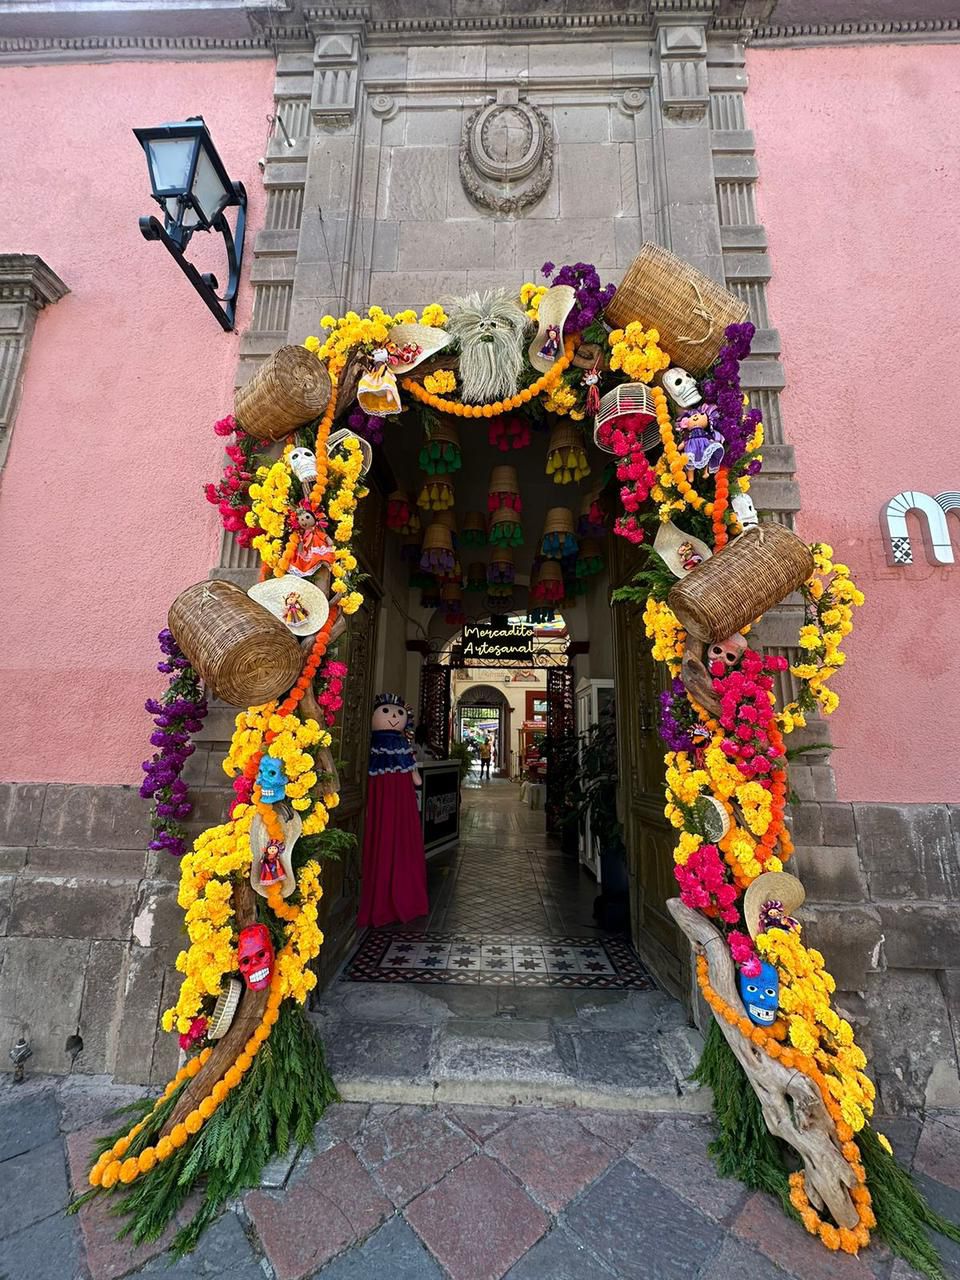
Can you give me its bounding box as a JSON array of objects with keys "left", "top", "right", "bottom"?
[{"left": 459, "top": 88, "right": 554, "bottom": 215}]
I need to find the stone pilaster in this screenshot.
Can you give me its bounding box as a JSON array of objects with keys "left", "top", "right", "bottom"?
[{"left": 0, "top": 254, "right": 68, "bottom": 469}]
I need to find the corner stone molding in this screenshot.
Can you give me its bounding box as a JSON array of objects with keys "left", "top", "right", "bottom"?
[
  {"left": 0, "top": 254, "right": 68, "bottom": 469},
  {"left": 657, "top": 22, "right": 709, "bottom": 121},
  {"left": 459, "top": 89, "right": 554, "bottom": 216},
  {"left": 311, "top": 27, "right": 364, "bottom": 129}
]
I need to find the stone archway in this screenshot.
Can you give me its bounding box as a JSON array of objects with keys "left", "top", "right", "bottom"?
[{"left": 454, "top": 682, "right": 511, "bottom": 776}]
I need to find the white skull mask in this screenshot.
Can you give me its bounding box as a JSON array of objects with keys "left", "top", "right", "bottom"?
[
  {"left": 662, "top": 367, "right": 701, "bottom": 409},
  {"left": 288, "top": 447, "right": 318, "bottom": 484},
  {"left": 707, "top": 633, "right": 747, "bottom": 669},
  {"left": 731, "top": 491, "right": 759, "bottom": 530}
]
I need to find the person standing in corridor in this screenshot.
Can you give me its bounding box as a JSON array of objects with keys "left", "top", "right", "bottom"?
[{"left": 478, "top": 734, "right": 492, "bottom": 780}]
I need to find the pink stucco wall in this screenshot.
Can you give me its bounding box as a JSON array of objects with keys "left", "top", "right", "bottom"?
[
  {"left": 748, "top": 45, "right": 960, "bottom": 804},
  {"left": 0, "top": 59, "right": 274, "bottom": 783}
]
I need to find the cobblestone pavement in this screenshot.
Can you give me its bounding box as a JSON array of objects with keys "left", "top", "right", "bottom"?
[{"left": 2, "top": 1075, "right": 959, "bottom": 1280}]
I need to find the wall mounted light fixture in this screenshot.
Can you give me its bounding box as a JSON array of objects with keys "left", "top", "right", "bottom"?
[{"left": 133, "top": 115, "right": 246, "bottom": 332}]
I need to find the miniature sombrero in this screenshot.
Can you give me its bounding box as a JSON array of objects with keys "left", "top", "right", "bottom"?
[
  {"left": 388, "top": 323, "right": 452, "bottom": 373},
  {"left": 248, "top": 574, "right": 329, "bottom": 637},
  {"left": 208, "top": 978, "right": 242, "bottom": 1040},
  {"left": 743, "top": 871, "right": 806, "bottom": 939},
  {"left": 654, "top": 520, "right": 712, "bottom": 579},
  {"left": 528, "top": 285, "right": 576, "bottom": 373},
  {"left": 326, "top": 426, "right": 373, "bottom": 475},
  {"left": 249, "top": 807, "right": 302, "bottom": 900}
]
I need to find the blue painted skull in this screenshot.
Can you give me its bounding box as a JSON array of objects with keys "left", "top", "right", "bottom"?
[
  {"left": 739, "top": 961, "right": 780, "bottom": 1026},
  {"left": 256, "top": 756, "right": 288, "bottom": 804}
]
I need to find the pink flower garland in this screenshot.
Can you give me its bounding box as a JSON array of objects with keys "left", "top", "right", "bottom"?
[
  {"left": 204, "top": 415, "right": 265, "bottom": 549},
  {"left": 316, "top": 660, "right": 348, "bottom": 728},
  {"left": 712, "top": 649, "right": 789, "bottom": 785},
  {"left": 601, "top": 417, "right": 657, "bottom": 545},
  {"left": 674, "top": 843, "right": 738, "bottom": 923}
]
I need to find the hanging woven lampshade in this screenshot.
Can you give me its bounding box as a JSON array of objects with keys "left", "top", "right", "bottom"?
[
  {"left": 387, "top": 490, "right": 420, "bottom": 535},
  {"left": 488, "top": 506, "right": 524, "bottom": 549},
  {"left": 466, "top": 561, "right": 487, "bottom": 592},
  {"left": 419, "top": 417, "right": 462, "bottom": 476},
  {"left": 575, "top": 539, "right": 604, "bottom": 579},
  {"left": 488, "top": 465, "right": 521, "bottom": 514},
  {"left": 421, "top": 584, "right": 443, "bottom": 609},
  {"left": 417, "top": 474, "right": 456, "bottom": 512},
  {"left": 594, "top": 383, "right": 659, "bottom": 455},
  {"left": 400, "top": 531, "right": 422, "bottom": 563},
  {"left": 435, "top": 509, "right": 457, "bottom": 534},
  {"left": 578, "top": 488, "right": 606, "bottom": 539},
  {"left": 420, "top": 522, "right": 454, "bottom": 575},
  {"left": 531, "top": 560, "right": 563, "bottom": 604},
  {"left": 488, "top": 413, "right": 531, "bottom": 453},
  {"left": 541, "top": 507, "right": 578, "bottom": 560},
  {"left": 546, "top": 422, "right": 590, "bottom": 485},
  {"left": 487, "top": 545, "right": 515, "bottom": 596},
  {"left": 462, "top": 510, "right": 487, "bottom": 547}
]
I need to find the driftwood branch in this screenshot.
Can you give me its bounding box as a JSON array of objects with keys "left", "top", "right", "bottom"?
[
  {"left": 667, "top": 897, "right": 858, "bottom": 1228},
  {"left": 681, "top": 638, "right": 722, "bottom": 719}
]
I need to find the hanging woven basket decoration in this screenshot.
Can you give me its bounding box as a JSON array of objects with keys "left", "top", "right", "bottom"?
[
  {"left": 418, "top": 417, "right": 462, "bottom": 477},
  {"left": 462, "top": 510, "right": 487, "bottom": 547},
  {"left": 530, "top": 559, "right": 563, "bottom": 605},
  {"left": 466, "top": 561, "right": 487, "bottom": 592},
  {"left": 575, "top": 538, "right": 604, "bottom": 579},
  {"left": 420, "top": 522, "right": 455, "bottom": 576},
  {"left": 234, "top": 345, "right": 332, "bottom": 441},
  {"left": 487, "top": 546, "right": 515, "bottom": 597},
  {"left": 400, "top": 532, "right": 422, "bottom": 564},
  {"left": 421, "top": 584, "right": 443, "bottom": 609},
  {"left": 387, "top": 490, "right": 420, "bottom": 535},
  {"left": 546, "top": 422, "right": 590, "bottom": 485},
  {"left": 417, "top": 475, "right": 456, "bottom": 512},
  {"left": 578, "top": 488, "right": 607, "bottom": 539},
  {"left": 488, "top": 464, "right": 522, "bottom": 514},
  {"left": 593, "top": 383, "right": 659, "bottom": 457},
  {"left": 489, "top": 506, "right": 524, "bottom": 550},
  {"left": 489, "top": 413, "right": 532, "bottom": 452},
  {"left": 541, "top": 507, "right": 578, "bottom": 561}
]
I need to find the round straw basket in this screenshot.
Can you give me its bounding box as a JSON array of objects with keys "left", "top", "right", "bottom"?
[
  {"left": 234, "top": 346, "right": 333, "bottom": 441},
  {"left": 489, "top": 465, "right": 520, "bottom": 496},
  {"left": 432, "top": 417, "right": 460, "bottom": 447},
  {"left": 667, "top": 523, "right": 815, "bottom": 643},
  {"left": 543, "top": 507, "right": 576, "bottom": 537},
  {"left": 422, "top": 523, "right": 454, "bottom": 555},
  {"left": 547, "top": 422, "right": 583, "bottom": 454},
  {"left": 491, "top": 507, "right": 521, "bottom": 533},
  {"left": 490, "top": 544, "right": 514, "bottom": 567},
  {"left": 435, "top": 509, "right": 458, "bottom": 533},
  {"left": 168, "top": 580, "right": 304, "bottom": 707},
  {"left": 580, "top": 538, "right": 603, "bottom": 560},
  {"left": 603, "top": 243, "right": 749, "bottom": 378},
  {"left": 441, "top": 581, "right": 463, "bottom": 603}
]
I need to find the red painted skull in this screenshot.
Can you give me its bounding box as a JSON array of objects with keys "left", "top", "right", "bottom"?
[{"left": 237, "top": 924, "right": 274, "bottom": 991}]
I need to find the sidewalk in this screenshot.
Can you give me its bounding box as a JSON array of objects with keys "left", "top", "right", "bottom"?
[{"left": 2, "top": 1074, "right": 958, "bottom": 1280}]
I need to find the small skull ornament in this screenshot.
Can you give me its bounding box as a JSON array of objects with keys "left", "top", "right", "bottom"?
[
  {"left": 739, "top": 960, "right": 780, "bottom": 1026},
  {"left": 707, "top": 632, "right": 747, "bottom": 671},
  {"left": 289, "top": 447, "right": 318, "bottom": 489},
  {"left": 256, "top": 756, "right": 287, "bottom": 804},
  {"left": 731, "top": 491, "right": 759, "bottom": 530},
  {"left": 661, "top": 366, "right": 702, "bottom": 410},
  {"left": 237, "top": 924, "right": 275, "bottom": 991}
]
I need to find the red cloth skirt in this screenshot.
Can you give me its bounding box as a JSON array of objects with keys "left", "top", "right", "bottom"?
[{"left": 357, "top": 771, "right": 429, "bottom": 928}]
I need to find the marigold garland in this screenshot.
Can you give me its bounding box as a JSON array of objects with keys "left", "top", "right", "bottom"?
[{"left": 403, "top": 335, "right": 577, "bottom": 416}]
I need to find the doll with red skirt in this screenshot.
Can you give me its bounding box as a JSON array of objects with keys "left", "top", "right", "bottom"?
[{"left": 357, "top": 694, "right": 429, "bottom": 928}]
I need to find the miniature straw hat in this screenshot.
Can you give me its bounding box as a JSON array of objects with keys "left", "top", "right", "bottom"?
[
  {"left": 388, "top": 323, "right": 452, "bottom": 373},
  {"left": 208, "top": 978, "right": 242, "bottom": 1040},
  {"left": 743, "top": 872, "right": 806, "bottom": 940},
  {"left": 248, "top": 574, "right": 330, "bottom": 637},
  {"left": 326, "top": 426, "right": 373, "bottom": 475},
  {"left": 654, "top": 520, "right": 712, "bottom": 579},
  {"left": 249, "top": 807, "right": 302, "bottom": 900},
  {"left": 528, "top": 285, "right": 576, "bottom": 373}
]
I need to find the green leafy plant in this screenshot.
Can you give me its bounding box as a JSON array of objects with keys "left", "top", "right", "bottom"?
[{"left": 448, "top": 740, "right": 474, "bottom": 783}]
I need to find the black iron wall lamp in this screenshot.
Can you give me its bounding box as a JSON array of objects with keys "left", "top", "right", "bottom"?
[{"left": 133, "top": 116, "right": 246, "bottom": 332}]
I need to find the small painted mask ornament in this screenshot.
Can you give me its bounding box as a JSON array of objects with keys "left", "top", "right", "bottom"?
[
  {"left": 256, "top": 756, "right": 287, "bottom": 803},
  {"left": 731, "top": 491, "right": 759, "bottom": 531},
  {"left": 288, "top": 447, "right": 318, "bottom": 494},
  {"left": 237, "top": 924, "right": 274, "bottom": 991},
  {"left": 707, "top": 632, "right": 747, "bottom": 671},
  {"left": 739, "top": 960, "right": 780, "bottom": 1026},
  {"left": 661, "top": 366, "right": 701, "bottom": 410}
]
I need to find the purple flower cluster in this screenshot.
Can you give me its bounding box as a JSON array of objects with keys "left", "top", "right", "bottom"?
[
  {"left": 348, "top": 404, "right": 384, "bottom": 446},
  {"left": 140, "top": 629, "right": 208, "bottom": 856},
  {"left": 541, "top": 262, "right": 616, "bottom": 335},
  {"left": 659, "top": 677, "right": 699, "bottom": 753},
  {"left": 701, "top": 322, "right": 763, "bottom": 467}
]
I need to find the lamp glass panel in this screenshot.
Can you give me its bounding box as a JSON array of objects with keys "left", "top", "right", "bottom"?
[
  {"left": 164, "top": 196, "right": 201, "bottom": 228},
  {"left": 191, "top": 146, "right": 230, "bottom": 223},
  {"left": 146, "top": 137, "right": 196, "bottom": 195}
]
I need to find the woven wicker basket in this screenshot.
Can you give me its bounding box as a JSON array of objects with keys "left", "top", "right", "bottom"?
[
  {"left": 547, "top": 422, "right": 583, "bottom": 454},
  {"left": 580, "top": 538, "right": 603, "bottom": 560},
  {"left": 490, "top": 544, "right": 514, "bottom": 567},
  {"left": 491, "top": 507, "right": 521, "bottom": 532},
  {"left": 435, "top": 509, "right": 458, "bottom": 533},
  {"left": 543, "top": 507, "right": 576, "bottom": 537},
  {"left": 168, "top": 580, "right": 304, "bottom": 707},
  {"left": 432, "top": 417, "right": 460, "bottom": 447},
  {"left": 422, "top": 523, "right": 454, "bottom": 554},
  {"left": 538, "top": 561, "right": 562, "bottom": 585},
  {"left": 441, "top": 581, "right": 463, "bottom": 602},
  {"left": 489, "top": 465, "right": 520, "bottom": 496},
  {"left": 234, "top": 346, "right": 333, "bottom": 441},
  {"left": 604, "top": 243, "right": 748, "bottom": 377},
  {"left": 463, "top": 511, "right": 487, "bottom": 534},
  {"left": 667, "top": 523, "right": 814, "bottom": 642}
]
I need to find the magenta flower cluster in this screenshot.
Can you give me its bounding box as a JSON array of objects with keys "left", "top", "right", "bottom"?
[
  {"left": 140, "top": 629, "right": 208, "bottom": 856},
  {"left": 701, "top": 322, "right": 763, "bottom": 466},
  {"left": 540, "top": 261, "right": 616, "bottom": 335},
  {"left": 349, "top": 404, "right": 384, "bottom": 446}
]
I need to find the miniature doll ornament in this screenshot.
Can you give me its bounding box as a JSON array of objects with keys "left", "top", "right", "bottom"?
[
  {"left": 288, "top": 501, "right": 336, "bottom": 579},
  {"left": 539, "top": 324, "right": 561, "bottom": 361},
  {"left": 237, "top": 924, "right": 275, "bottom": 991},
  {"left": 357, "top": 694, "right": 429, "bottom": 929},
  {"left": 677, "top": 407, "right": 725, "bottom": 477},
  {"left": 258, "top": 839, "right": 285, "bottom": 886}
]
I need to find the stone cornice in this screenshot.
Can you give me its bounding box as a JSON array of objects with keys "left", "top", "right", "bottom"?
[
  {"left": 747, "top": 17, "right": 960, "bottom": 47},
  {"left": 0, "top": 33, "right": 272, "bottom": 63},
  {"left": 0, "top": 255, "right": 69, "bottom": 310}
]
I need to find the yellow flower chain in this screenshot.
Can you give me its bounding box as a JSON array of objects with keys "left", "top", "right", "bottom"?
[
  {"left": 781, "top": 547, "right": 864, "bottom": 727},
  {"left": 643, "top": 598, "right": 684, "bottom": 675},
  {"left": 248, "top": 460, "right": 293, "bottom": 569}
]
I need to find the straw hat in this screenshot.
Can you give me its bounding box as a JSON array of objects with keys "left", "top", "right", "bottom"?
[
  {"left": 208, "top": 978, "right": 242, "bottom": 1040},
  {"left": 743, "top": 872, "right": 806, "bottom": 940},
  {"left": 654, "top": 520, "right": 712, "bottom": 579},
  {"left": 249, "top": 807, "right": 302, "bottom": 900},
  {"left": 248, "top": 574, "right": 330, "bottom": 637},
  {"left": 326, "top": 426, "right": 373, "bottom": 475},
  {"left": 528, "top": 285, "right": 576, "bottom": 373},
  {"left": 388, "top": 323, "right": 452, "bottom": 373}
]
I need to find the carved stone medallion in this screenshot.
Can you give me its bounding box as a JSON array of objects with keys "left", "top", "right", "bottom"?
[{"left": 459, "top": 91, "right": 554, "bottom": 215}]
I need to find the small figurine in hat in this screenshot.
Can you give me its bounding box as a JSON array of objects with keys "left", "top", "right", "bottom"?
[
  {"left": 282, "top": 591, "right": 309, "bottom": 627},
  {"left": 288, "top": 500, "right": 335, "bottom": 579},
  {"left": 539, "top": 324, "right": 561, "bottom": 362},
  {"left": 677, "top": 541, "right": 703, "bottom": 572},
  {"left": 357, "top": 694, "right": 429, "bottom": 929},
  {"left": 258, "top": 839, "right": 285, "bottom": 886}
]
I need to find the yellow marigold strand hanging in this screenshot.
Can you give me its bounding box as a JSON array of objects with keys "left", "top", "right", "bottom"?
[{"left": 403, "top": 336, "right": 577, "bottom": 416}]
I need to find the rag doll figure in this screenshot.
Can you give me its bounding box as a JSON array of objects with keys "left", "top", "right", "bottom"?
[{"left": 357, "top": 694, "right": 429, "bottom": 928}]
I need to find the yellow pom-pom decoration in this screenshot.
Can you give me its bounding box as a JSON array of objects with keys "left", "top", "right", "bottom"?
[
  {"left": 119, "top": 1157, "right": 140, "bottom": 1184},
  {"left": 184, "top": 1110, "right": 204, "bottom": 1135}
]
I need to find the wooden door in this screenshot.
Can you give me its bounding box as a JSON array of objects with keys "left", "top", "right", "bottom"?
[{"left": 608, "top": 535, "right": 686, "bottom": 998}]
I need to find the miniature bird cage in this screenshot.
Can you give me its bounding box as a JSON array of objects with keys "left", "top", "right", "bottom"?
[
  {"left": 462, "top": 510, "right": 487, "bottom": 547},
  {"left": 488, "top": 464, "right": 522, "bottom": 513},
  {"left": 593, "top": 383, "right": 660, "bottom": 455},
  {"left": 234, "top": 345, "right": 333, "bottom": 441},
  {"left": 489, "top": 506, "right": 524, "bottom": 549},
  {"left": 541, "top": 507, "right": 578, "bottom": 560},
  {"left": 419, "top": 417, "right": 462, "bottom": 476},
  {"left": 420, "top": 522, "right": 455, "bottom": 576},
  {"left": 546, "top": 422, "right": 590, "bottom": 485}
]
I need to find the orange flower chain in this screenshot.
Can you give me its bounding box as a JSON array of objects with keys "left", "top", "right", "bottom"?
[
  {"left": 652, "top": 385, "right": 714, "bottom": 516},
  {"left": 712, "top": 467, "right": 730, "bottom": 549},
  {"left": 403, "top": 336, "right": 577, "bottom": 417},
  {"left": 696, "top": 955, "right": 875, "bottom": 1254},
  {"left": 268, "top": 377, "right": 340, "bottom": 581}
]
